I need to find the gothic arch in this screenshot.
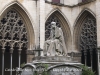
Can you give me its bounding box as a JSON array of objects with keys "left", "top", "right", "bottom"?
[
  {"left": 73, "top": 8, "right": 98, "bottom": 74},
  {"left": 0, "top": 1, "right": 35, "bottom": 49},
  {"left": 45, "top": 8, "right": 71, "bottom": 30},
  {"left": 45, "top": 8, "right": 72, "bottom": 52},
  {"left": 0, "top": 1, "right": 35, "bottom": 75},
  {"left": 73, "top": 8, "right": 96, "bottom": 51}
]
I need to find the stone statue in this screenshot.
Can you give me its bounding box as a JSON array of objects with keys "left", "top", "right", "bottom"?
[{"left": 43, "top": 22, "right": 67, "bottom": 56}]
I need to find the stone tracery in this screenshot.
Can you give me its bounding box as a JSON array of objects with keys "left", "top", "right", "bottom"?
[
  {"left": 80, "top": 16, "right": 96, "bottom": 51},
  {"left": 0, "top": 9, "right": 28, "bottom": 75},
  {"left": 80, "top": 15, "right": 97, "bottom": 70},
  {"left": 0, "top": 9, "right": 28, "bottom": 49}
]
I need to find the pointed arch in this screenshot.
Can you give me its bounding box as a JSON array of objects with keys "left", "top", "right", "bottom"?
[
  {"left": 0, "top": 1, "right": 35, "bottom": 49},
  {"left": 0, "top": 1, "right": 35, "bottom": 75},
  {"left": 45, "top": 8, "right": 71, "bottom": 29},
  {"left": 73, "top": 8, "right": 96, "bottom": 51},
  {"left": 45, "top": 8, "right": 72, "bottom": 52},
  {"left": 73, "top": 8, "right": 98, "bottom": 74}
]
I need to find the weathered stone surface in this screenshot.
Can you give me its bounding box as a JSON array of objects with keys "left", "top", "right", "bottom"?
[
  {"left": 20, "top": 62, "right": 82, "bottom": 75},
  {"left": 21, "top": 67, "right": 34, "bottom": 75},
  {"left": 33, "top": 56, "right": 72, "bottom": 62},
  {"left": 48, "top": 64, "right": 82, "bottom": 75}
]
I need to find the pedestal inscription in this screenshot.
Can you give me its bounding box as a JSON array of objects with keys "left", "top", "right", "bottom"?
[
  {"left": 21, "top": 67, "right": 34, "bottom": 75},
  {"left": 48, "top": 65, "right": 82, "bottom": 75}
]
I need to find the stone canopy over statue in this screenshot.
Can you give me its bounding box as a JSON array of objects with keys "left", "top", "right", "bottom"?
[{"left": 43, "top": 22, "right": 67, "bottom": 56}]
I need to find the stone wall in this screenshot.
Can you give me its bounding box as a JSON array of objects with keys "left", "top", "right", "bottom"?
[
  {"left": 0, "top": 0, "right": 97, "bottom": 51},
  {"left": 44, "top": 0, "right": 96, "bottom": 52},
  {"left": 0, "top": 0, "right": 100, "bottom": 73}
]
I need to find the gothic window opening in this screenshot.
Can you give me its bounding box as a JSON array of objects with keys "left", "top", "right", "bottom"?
[
  {"left": 80, "top": 15, "right": 97, "bottom": 74},
  {"left": 45, "top": 15, "right": 61, "bottom": 40},
  {"left": 0, "top": 9, "right": 28, "bottom": 75}
]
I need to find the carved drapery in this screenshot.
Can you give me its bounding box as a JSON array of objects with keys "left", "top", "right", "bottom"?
[
  {"left": 45, "top": 15, "right": 61, "bottom": 40},
  {"left": 0, "top": 9, "right": 28, "bottom": 49}
]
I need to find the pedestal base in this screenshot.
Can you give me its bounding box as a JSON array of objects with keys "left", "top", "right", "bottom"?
[{"left": 33, "top": 56, "right": 73, "bottom": 62}]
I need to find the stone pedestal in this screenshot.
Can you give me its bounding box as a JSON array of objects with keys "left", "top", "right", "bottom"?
[
  {"left": 33, "top": 56, "right": 72, "bottom": 62},
  {"left": 19, "top": 56, "right": 82, "bottom": 75}
]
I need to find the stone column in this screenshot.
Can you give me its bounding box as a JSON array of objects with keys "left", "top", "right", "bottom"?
[
  {"left": 10, "top": 48, "right": 13, "bottom": 75},
  {"left": 2, "top": 48, "right": 5, "bottom": 75},
  {"left": 97, "top": 47, "right": 100, "bottom": 75},
  {"left": 90, "top": 49, "right": 93, "bottom": 68},
  {"left": 18, "top": 49, "right": 22, "bottom": 68},
  {"left": 40, "top": 0, "right": 45, "bottom": 49},
  {"left": 96, "top": 1, "right": 100, "bottom": 75},
  {"left": 84, "top": 50, "right": 87, "bottom": 66}
]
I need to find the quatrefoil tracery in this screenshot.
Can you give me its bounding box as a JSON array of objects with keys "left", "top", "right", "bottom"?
[
  {"left": 80, "top": 16, "right": 97, "bottom": 51},
  {"left": 0, "top": 9, "right": 28, "bottom": 49}
]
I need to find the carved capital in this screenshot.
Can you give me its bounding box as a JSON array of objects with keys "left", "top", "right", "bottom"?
[
  {"left": 10, "top": 48, "right": 13, "bottom": 54},
  {"left": 18, "top": 49, "right": 22, "bottom": 54},
  {"left": 84, "top": 50, "right": 87, "bottom": 56},
  {"left": 2, "top": 48, "right": 5, "bottom": 53},
  {"left": 90, "top": 49, "right": 93, "bottom": 55}
]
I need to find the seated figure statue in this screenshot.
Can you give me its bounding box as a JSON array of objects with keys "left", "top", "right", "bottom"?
[{"left": 43, "top": 22, "right": 67, "bottom": 56}]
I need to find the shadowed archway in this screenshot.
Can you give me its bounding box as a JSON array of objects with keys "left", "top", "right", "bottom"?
[
  {"left": 74, "top": 9, "right": 98, "bottom": 74},
  {"left": 0, "top": 1, "right": 35, "bottom": 75}
]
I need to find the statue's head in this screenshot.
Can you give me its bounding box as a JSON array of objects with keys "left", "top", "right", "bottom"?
[{"left": 51, "top": 22, "right": 56, "bottom": 28}]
